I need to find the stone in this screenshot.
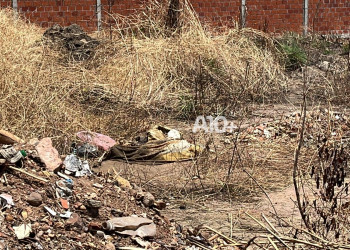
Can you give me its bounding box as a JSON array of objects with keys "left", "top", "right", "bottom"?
[
  {"left": 86, "top": 200, "right": 101, "bottom": 218},
  {"left": 76, "top": 131, "right": 116, "bottom": 151},
  {"left": 13, "top": 224, "right": 32, "bottom": 240},
  {"left": 154, "top": 200, "right": 166, "bottom": 210},
  {"left": 35, "top": 138, "right": 62, "bottom": 171},
  {"left": 27, "top": 192, "right": 43, "bottom": 207},
  {"left": 105, "top": 242, "right": 116, "bottom": 250},
  {"left": 87, "top": 199, "right": 101, "bottom": 208},
  {"left": 142, "top": 192, "right": 155, "bottom": 207},
  {"left": 115, "top": 176, "right": 131, "bottom": 190},
  {"left": 66, "top": 213, "right": 83, "bottom": 228},
  {"left": 5, "top": 214, "right": 14, "bottom": 222}
]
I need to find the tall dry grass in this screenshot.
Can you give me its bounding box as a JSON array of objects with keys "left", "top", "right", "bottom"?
[
  {"left": 0, "top": 8, "right": 146, "bottom": 150},
  {"left": 97, "top": 0, "right": 286, "bottom": 117},
  {"left": 0, "top": 1, "right": 286, "bottom": 151}
]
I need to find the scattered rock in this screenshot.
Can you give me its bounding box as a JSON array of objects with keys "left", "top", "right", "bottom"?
[
  {"left": 105, "top": 242, "right": 116, "bottom": 250},
  {"left": 142, "top": 192, "right": 155, "bottom": 207},
  {"left": 76, "top": 131, "right": 116, "bottom": 151},
  {"left": 27, "top": 192, "right": 43, "bottom": 207},
  {"left": 5, "top": 214, "right": 14, "bottom": 222},
  {"left": 115, "top": 175, "right": 132, "bottom": 190},
  {"left": 154, "top": 200, "right": 167, "bottom": 210},
  {"left": 86, "top": 199, "right": 102, "bottom": 218},
  {"left": 43, "top": 24, "right": 100, "bottom": 61},
  {"left": 13, "top": 224, "right": 32, "bottom": 240},
  {"left": 66, "top": 213, "right": 83, "bottom": 228}
]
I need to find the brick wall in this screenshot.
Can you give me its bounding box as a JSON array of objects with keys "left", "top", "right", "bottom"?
[
  {"left": 0, "top": 0, "right": 12, "bottom": 8},
  {"left": 309, "top": 0, "right": 350, "bottom": 34},
  {"left": 18, "top": 0, "right": 97, "bottom": 29},
  {"left": 245, "top": 0, "right": 303, "bottom": 33},
  {"left": 190, "top": 0, "right": 241, "bottom": 26},
  {"left": 1, "top": 0, "right": 349, "bottom": 35}
]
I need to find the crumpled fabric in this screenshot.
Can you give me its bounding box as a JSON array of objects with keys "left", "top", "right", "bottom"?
[{"left": 107, "top": 125, "right": 203, "bottom": 163}]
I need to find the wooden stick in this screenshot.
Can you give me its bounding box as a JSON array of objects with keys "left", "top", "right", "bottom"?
[
  {"left": 245, "top": 212, "right": 291, "bottom": 249},
  {"left": 229, "top": 213, "right": 233, "bottom": 238},
  {"left": 8, "top": 166, "right": 49, "bottom": 183},
  {"left": 203, "top": 226, "right": 239, "bottom": 245},
  {"left": 208, "top": 234, "right": 219, "bottom": 241},
  {"left": 262, "top": 214, "right": 280, "bottom": 236},
  {"left": 243, "top": 169, "right": 280, "bottom": 223},
  {"left": 268, "top": 236, "right": 279, "bottom": 250}
]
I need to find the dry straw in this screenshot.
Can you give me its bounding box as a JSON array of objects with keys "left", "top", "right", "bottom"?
[{"left": 0, "top": 1, "right": 285, "bottom": 151}]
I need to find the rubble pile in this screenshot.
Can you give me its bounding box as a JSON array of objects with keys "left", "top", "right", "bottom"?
[
  {"left": 43, "top": 24, "right": 100, "bottom": 61},
  {"left": 241, "top": 109, "right": 350, "bottom": 145},
  {"left": 0, "top": 130, "right": 184, "bottom": 249}
]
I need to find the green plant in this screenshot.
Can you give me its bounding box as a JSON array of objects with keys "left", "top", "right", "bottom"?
[
  {"left": 278, "top": 35, "right": 307, "bottom": 71},
  {"left": 311, "top": 39, "right": 332, "bottom": 55},
  {"left": 177, "top": 94, "right": 195, "bottom": 119},
  {"left": 343, "top": 43, "right": 349, "bottom": 55}
]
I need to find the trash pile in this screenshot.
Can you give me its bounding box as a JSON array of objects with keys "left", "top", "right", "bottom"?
[
  {"left": 0, "top": 128, "right": 193, "bottom": 249},
  {"left": 241, "top": 109, "right": 350, "bottom": 145},
  {"left": 43, "top": 24, "right": 100, "bottom": 61}
]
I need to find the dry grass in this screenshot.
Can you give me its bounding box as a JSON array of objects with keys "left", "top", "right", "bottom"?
[
  {"left": 97, "top": 0, "right": 286, "bottom": 117},
  {"left": 0, "top": 1, "right": 286, "bottom": 152}
]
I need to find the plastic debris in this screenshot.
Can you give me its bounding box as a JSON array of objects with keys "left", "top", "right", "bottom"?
[
  {"left": 59, "top": 211, "right": 72, "bottom": 219},
  {"left": 44, "top": 206, "right": 57, "bottom": 217},
  {"left": 102, "top": 216, "right": 156, "bottom": 238},
  {"left": 60, "top": 198, "right": 69, "bottom": 209},
  {"left": 77, "top": 143, "right": 99, "bottom": 158},
  {"left": 56, "top": 179, "right": 73, "bottom": 198},
  {"left": 63, "top": 154, "right": 92, "bottom": 177},
  {"left": 108, "top": 125, "right": 203, "bottom": 163},
  {"left": 93, "top": 183, "right": 103, "bottom": 188},
  {"left": 0, "top": 193, "right": 14, "bottom": 208},
  {"left": 13, "top": 224, "right": 32, "bottom": 240},
  {"left": 167, "top": 129, "right": 181, "bottom": 140},
  {"left": 76, "top": 131, "right": 116, "bottom": 151},
  {"left": 0, "top": 145, "right": 23, "bottom": 163},
  {"left": 57, "top": 171, "right": 72, "bottom": 181}
]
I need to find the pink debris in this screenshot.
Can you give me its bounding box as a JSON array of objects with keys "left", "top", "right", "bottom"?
[
  {"left": 76, "top": 131, "right": 116, "bottom": 151},
  {"left": 35, "top": 138, "right": 62, "bottom": 171}
]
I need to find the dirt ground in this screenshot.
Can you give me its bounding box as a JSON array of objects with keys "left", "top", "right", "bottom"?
[{"left": 96, "top": 56, "right": 350, "bottom": 246}]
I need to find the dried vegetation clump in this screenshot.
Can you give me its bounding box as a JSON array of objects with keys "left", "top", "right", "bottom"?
[
  {"left": 96, "top": 0, "right": 286, "bottom": 118},
  {"left": 0, "top": 0, "right": 286, "bottom": 151}
]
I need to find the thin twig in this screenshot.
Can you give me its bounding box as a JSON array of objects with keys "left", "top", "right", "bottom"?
[
  {"left": 203, "top": 226, "right": 239, "bottom": 245},
  {"left": 262, "top": 214, "right": 281, "bottom": 236},
  {"left": 242, "top": 169, "right": 280, "bottom": 223},
  {"left": 245, "top": 212, "right": 291, "bottom": 249},
  {"left": 267, "top": 236, "right": 279, "bottom": 250},
  {"left": 293, "top": 66, "right": 311, "bottom": 231}
]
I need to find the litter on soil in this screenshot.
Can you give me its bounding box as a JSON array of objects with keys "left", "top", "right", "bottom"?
[{"left": 1, "top": 109, "right": 350, "bottom": 249}]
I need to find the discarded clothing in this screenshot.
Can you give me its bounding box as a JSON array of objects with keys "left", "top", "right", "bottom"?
[{"left": 107, "top": 125, "right": 203, "bottom": 163}]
